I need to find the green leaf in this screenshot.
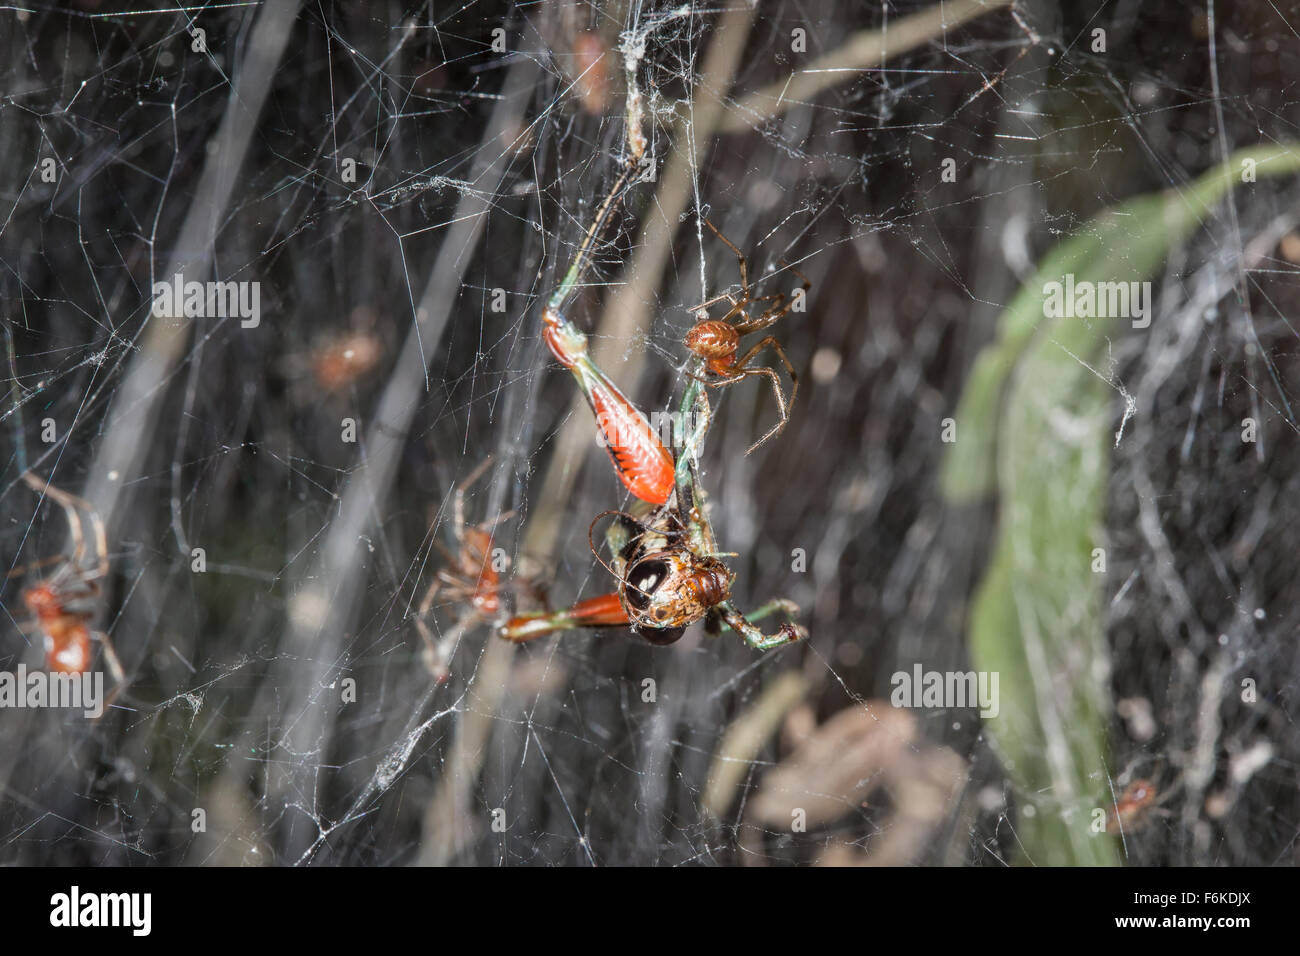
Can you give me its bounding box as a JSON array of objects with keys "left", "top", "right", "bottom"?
[{"left": 945, "top": 144, "right": 1300, "bottom": 865}]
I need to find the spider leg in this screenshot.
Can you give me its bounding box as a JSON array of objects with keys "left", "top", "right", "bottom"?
[
  {"left": 512, "top": 570, "right": 551, "bottom": 612},
  {"left": 731, "top": 265, "right": 810, "bottom": 336},
  {"left": 708, "top": 365, "right": 785, "bottom": 454},
  {"left": 702, "top": 218, "right": 751, "bottom": 307},
  {"left": 43, "top": 582, "right": 101, "bottom": 610},
  {"left": 730, "top": 293, "right": 784, "bottom": 335},
  {"left": 415, "top": 573, "right": 482, "bottom": 677},
  {"left": 416, "top": 607, "right": 476, "bottom": 681},
  {"left": 450, "top": 455, "right": 495, "bottom": 543},
  {"left": 21, "top": 473, "right": 109, "bottom": 582},
  {"left": 82, "top": 505, "right": 109, "bottom": 583},
  {"left": 433, "top": 521, "right": 506, "bottom": 572},
  {"left": 734, "top": 334, "right": 796, "bottom": 385},
  {"left": 431, "top": 540, "right": 460, "bottom": 566},
  {"left": 452, "top": 490, "right": 467, "bottom": 549},
  {"left": 94, "top": 629, "right": 127, "bottom": 713},
  {"left": 707, "top": 336, "right": 798, "bottom": 455},
  {"left": 456, "top": 455, "right": 495, "bottom": 493},
  {"left": 687, "top": 221, "right": 754, "bottom": 323},
  {"left": 414, "top": 578, "right": 445, "bottom": 673},
  {"left": 474, "top": 509, "right": 516, "bottom": 535},
  {"left": 691, "top": 289, "right": 742, "bottom": 315},
  {"left": 3, "top": 554, "right": 65, "bottom": 580},
  {"left": 417, "top": 576, "right": 449, "bottom": 620},
  {"left": 683, "top": 364, "right": 721, "bottom": 386}
]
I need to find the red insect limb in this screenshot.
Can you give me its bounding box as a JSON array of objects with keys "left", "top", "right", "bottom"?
[
  {"left": 543, "top": 306, "right": 675, "bottom": 505},
  {"left": 541, "top": 306, "right": 586, "bottom": 370},
  {"left": 499, "top": 591, "right": 629, "bottom": 642}
]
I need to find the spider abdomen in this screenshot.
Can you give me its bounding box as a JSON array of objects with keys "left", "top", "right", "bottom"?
[
  {"left": 47, "top": 626, "right": 92, "bottom": 674},
  {"left": 24, "top": 586, "right": 93, "bottom": 673},
  {"left": 684, "top": 320, "right": 739, "bottom": 364}
]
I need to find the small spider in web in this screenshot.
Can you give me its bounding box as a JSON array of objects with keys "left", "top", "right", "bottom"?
[
  {"left": 5, "top": 472, "right": 125, "bottom": 707},
  {"left": 413, "top": 457, "right": 538, "bottom": 680},
  {"left": 1105, "top": 777, "right": 1164, "bottom": 836},
  {"left": 683, "top": 219, "right": 810, "bottom": 455}
]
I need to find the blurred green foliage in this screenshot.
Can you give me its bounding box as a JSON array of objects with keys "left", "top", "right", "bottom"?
[{"left": 942, "top": 144, "right": 1300, "bottom": 864}]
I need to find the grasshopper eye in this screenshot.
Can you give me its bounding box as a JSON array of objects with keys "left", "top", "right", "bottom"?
[
  {"left": 635, "top": 624, "right": 685, "bottom": 646},
  {"left": 625, "top": 557, "right": 668, "bottom": 612}
]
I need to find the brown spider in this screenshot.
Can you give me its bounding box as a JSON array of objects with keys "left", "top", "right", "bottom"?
[
  {"left": 1105, "top": 777, "right": 1167, "bottom": 836},
  {"left": 7, "top": 472, "right": 125, "bottom": 706},
  {"left": 684, "top": 219, "right": 810, "bottom": 455},
  {"left": 413, "top": 457, "right": 534, "bottom": 680}
]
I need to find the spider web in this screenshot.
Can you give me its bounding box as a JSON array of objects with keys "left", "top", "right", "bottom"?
[{"left": 1, "top": 0, "right": 1298, "bottom": 867}]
